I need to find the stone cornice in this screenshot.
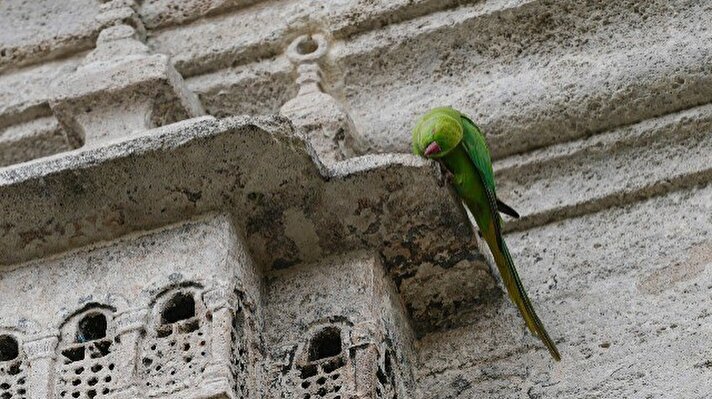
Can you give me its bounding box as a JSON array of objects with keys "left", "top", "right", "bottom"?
[
  {"left": 0, "top": 116, "right": 477, "bottom": 294},
  {"left": 0, "top": 0, "right": 481, "bottom": 75},
  {"left": 1, "top": 0, "right": 710, "bottom": 254}
]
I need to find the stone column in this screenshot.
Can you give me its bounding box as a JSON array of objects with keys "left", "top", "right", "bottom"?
[
  {"left": 203, "top": 287, "right": 237, "bottom": 385},
  {"left": 350, "top": 321, "right": 381, "bottom": 398},
  {"left": 23, "top": 334, "right": 59, "bottom": 399},
  {"left": 112, "top": 308, "right": 147, "bottom": 397}
]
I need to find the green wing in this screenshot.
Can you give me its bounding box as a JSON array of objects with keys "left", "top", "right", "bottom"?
[
  {"left": 459, "top": 113, "right": 561, "bottom": 360},
  {"left": 461, "top": 115, "right": 520, "bottom": 219},
  {"left": 460, "top": 115, "right": 496, "bottom": 193}
]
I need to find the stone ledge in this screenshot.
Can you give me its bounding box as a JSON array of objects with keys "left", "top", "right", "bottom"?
[
  {"left": 495, "top": 103, "right": 712, "bottom": 232},
  {"left": 0, "top": 117, "right": 73, "bottom": 167},
  {"left": 0, "top": 0, "right": 102, "bottom": 73},
  {"left": 0, "top": 0, "right": 476, "bottom": 77},
  {"left": 139, "top": 0, "right": 264, "bottom": 30},
  {"left": 0, "top": 115, "right": 487, "bottom": 333},
  {"left": 0, "top": 56, "right": 82, "bottom": 129}
]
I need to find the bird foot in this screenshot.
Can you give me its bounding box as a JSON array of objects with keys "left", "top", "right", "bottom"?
[{"left": 439, "top": 164, "right": 454, "bottom": 185}]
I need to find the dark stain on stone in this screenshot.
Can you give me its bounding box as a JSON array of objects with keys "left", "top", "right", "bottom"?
[
  {"left": 64, "top": 173, "right": 86, "bottom": 196},
  {"left": 300, "top": 186, "right": 321, "bottom": 215},
  {"left": 0, "top": 222, "right": 17, "bottom": 231},
  {"left": 364, "top": 222, "right": 380, "bottom": 235},
  {"left": 438, "top": 247, "right": 481, "bottom": 269},
  {"left": 246, "top": 191, "right": 265, "bottom": 203},
  {"left": 451, "top": 375, "right": 471, "bottom": 393},
  {"left": 390, "top": 267, "right": 417, "bottom": 290},
  {"left": 694, "top": 360, "right": 712, "bottom": 369},
  {"left": 19, "top": 227, "right": 51, "bottom": 246},
  {"left": 272, "top": 257, "right": 300, "bottom": 270},
  {"left": 280, "top": 347, "right": 296, "bottom": 375},
  {"left": 318, "top": 219, "right": 346, "bottom": 250},
  {"left": 178, "top": 188, "right": 202, "bottom": 204},
  {"left": 245, "top": 204, "right": 282, "bottom": 235}
]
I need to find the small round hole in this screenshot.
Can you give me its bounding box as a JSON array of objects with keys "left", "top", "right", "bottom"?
[{"left": 296, "top": 37, "right": 319, "bottom": 55}]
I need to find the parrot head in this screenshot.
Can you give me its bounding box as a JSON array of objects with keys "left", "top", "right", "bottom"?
[{"left": 412, "top": 107, "right": 463, "bottom": 159}]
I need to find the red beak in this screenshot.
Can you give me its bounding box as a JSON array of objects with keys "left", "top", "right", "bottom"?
[{"left": 424, "top": 142, "right": 442, "bottom": 157}]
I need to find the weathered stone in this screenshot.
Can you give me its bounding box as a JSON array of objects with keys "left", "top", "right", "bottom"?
[
  {"left": 496, "top": 103, "right": 712, "bottom": 232},
  {"left": 0, "top": 117, "right": 73, "bottom": 167},
  {"left": 0, "top": 0, "right": 102, "bottom": 71},
  {"left": 50, "top": 24, "right": 204, "bottom": 146},
  {"left": 418, "top": 184, "right": 712, "bottom": 398},
  {"left": 265, "top": 251, "right": 416, "bottom": 398},
  {"left": 139, "top": 0, "right": 261, "bottom": 29},
  {"left": 0, "top": 1, "right": 710, "bottom": 398}
]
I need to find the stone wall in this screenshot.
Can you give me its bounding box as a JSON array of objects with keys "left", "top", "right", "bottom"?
[{"left": 0, "top": 1, "right": 710, "bottom": 398}]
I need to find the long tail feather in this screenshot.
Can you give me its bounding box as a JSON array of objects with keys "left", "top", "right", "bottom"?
[
  {"left": 496, "top": 198, "right": 520, "bottom": 218},
  {"left": 484, "top": 232, "right": 561, "bottom": 361}
]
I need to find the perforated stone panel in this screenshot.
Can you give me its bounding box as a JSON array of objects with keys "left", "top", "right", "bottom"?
[
  {"left": 140, "top": 288, "right": 212, "bottom": 396},
  {"left": 297, "top": 356, "right": 347, "bottom": 399},
  {"left": 55, "top": 307, "right": 120, "bottom": 399},
  {"left": 265, "top": 252, "right": 416, "bottom": 398},
  {"left": 0, "top": 214, "right": 259, "bottom": 398},
  {"left": 56, "top": 339, "right": 117, "bottom": 399},
  {"left": 0, "top": 353, "right": 28, "bottom": 399}
]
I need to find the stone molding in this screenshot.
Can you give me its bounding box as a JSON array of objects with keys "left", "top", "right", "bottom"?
[
  {"left": 114, "top": 308, "right": 149, "bottom": 335},
  {"left": 22, "top": 335, "right": 59, "bottom": 360},
  {"left": 203, "top": 286, "right": 238, "bottom": 312}
]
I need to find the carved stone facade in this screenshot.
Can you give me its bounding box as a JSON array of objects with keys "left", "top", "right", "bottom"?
[{"left": 1, "top": 1, "right": 711, "bottom": 398}]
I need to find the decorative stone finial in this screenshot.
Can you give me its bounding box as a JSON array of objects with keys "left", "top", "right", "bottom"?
[{"left": 280, "top": 33, "right": 362, "bottom": 165}]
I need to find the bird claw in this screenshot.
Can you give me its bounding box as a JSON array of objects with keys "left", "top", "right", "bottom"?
[
  {"left": 444, "top": 171, "right": 454, "bottom": 185},
  {"left": 439, "top": 164, "right": 454, "bottom": 185}
]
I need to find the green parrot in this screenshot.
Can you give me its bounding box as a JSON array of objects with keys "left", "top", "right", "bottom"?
[{"left": 412, "top": 106, "right": 560, "bottom": 361}]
